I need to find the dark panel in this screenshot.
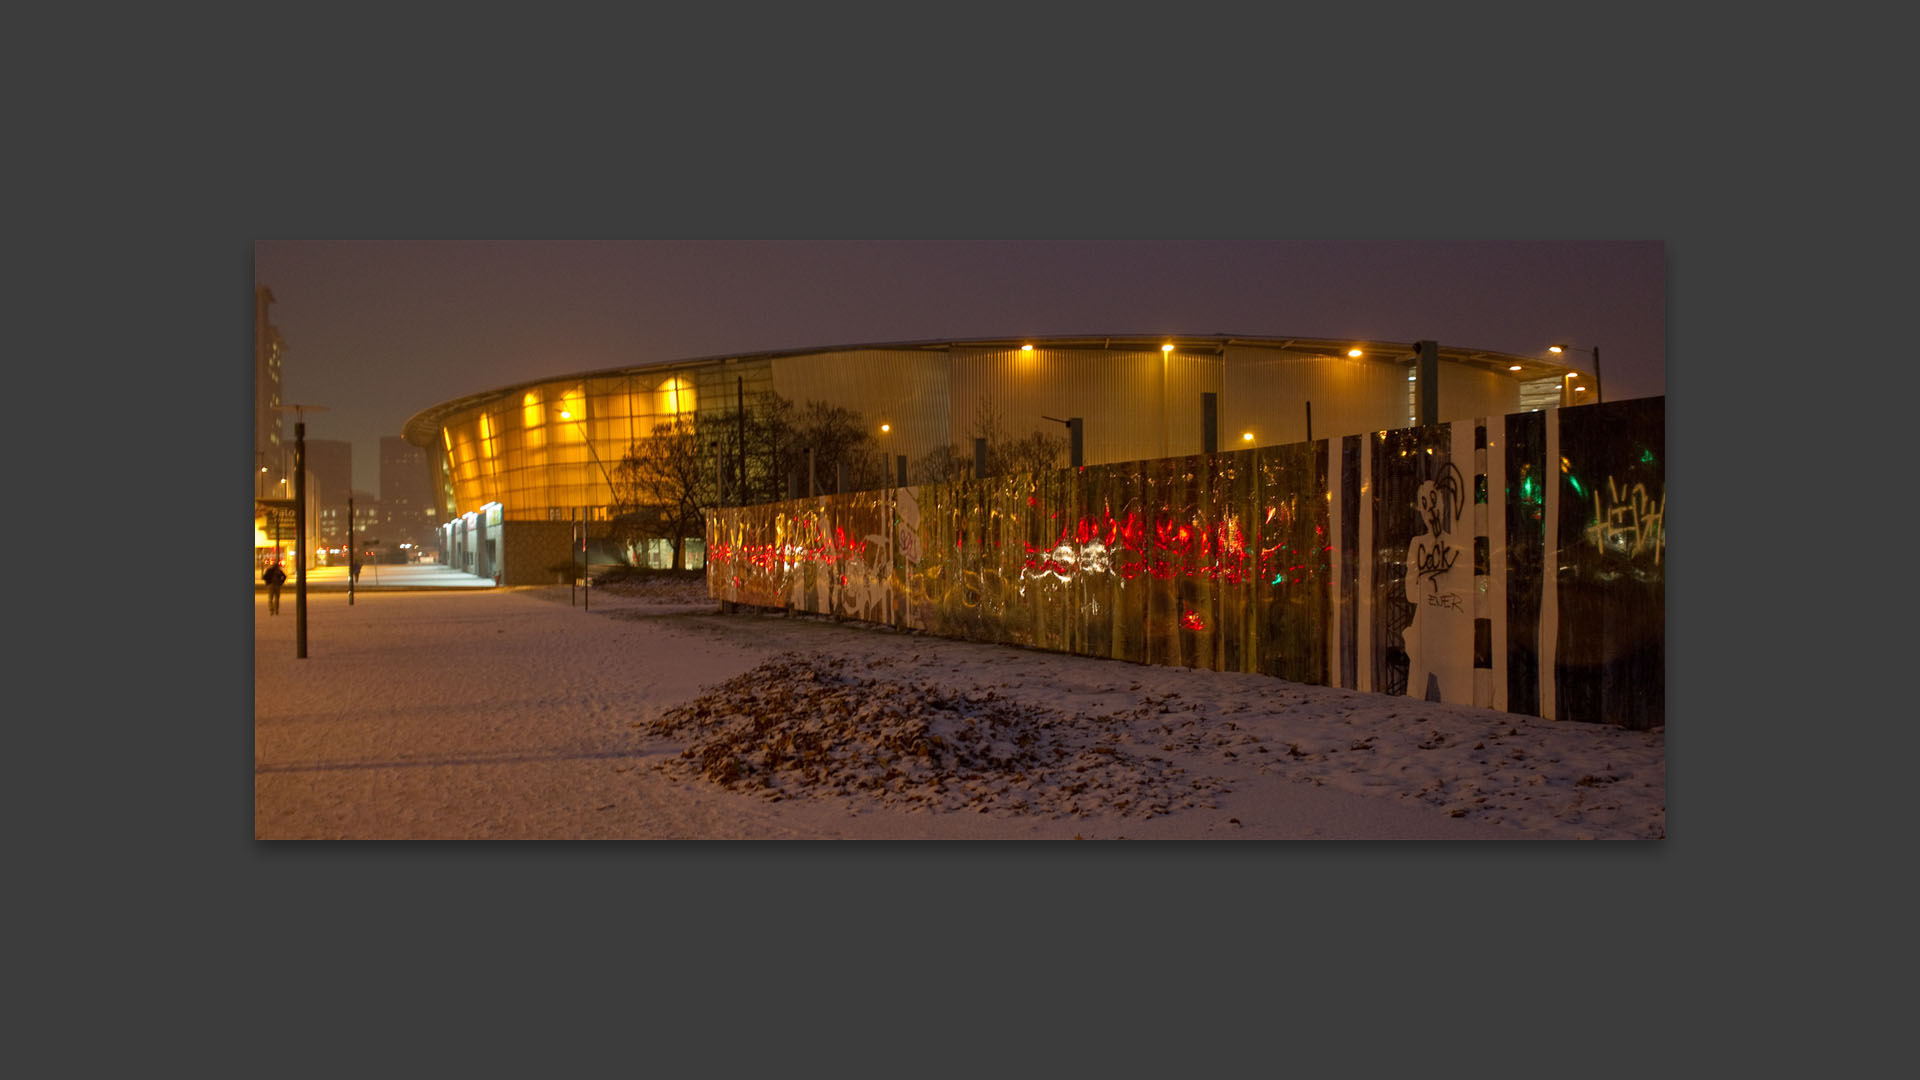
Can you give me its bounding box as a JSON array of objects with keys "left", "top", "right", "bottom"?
[
  {"left": 1554, "top": 398, "right": 1666, "bottom": 729},
  {"left": 1504, "top": 410, "right": 1546, "bottom": 717},
  {"left": 1340, "top": 435, "right": 1360, "bottom": 690},
  {"left": 1371, "top": 427, "right": 1449, "bottom": 698},
  {"left": 1256, "top": 441, "right": 1329, "bottom": 684}
]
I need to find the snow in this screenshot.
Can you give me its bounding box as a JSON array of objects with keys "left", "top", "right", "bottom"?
[{"left": 255, "top": 582, "right": 1664, "bottom": 839}]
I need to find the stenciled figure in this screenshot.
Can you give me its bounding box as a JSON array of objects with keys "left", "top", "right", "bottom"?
[{"left": 1404, "top": 461, "right": 1468, "bottom": 702}]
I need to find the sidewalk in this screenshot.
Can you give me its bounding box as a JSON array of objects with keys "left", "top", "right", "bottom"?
[{"left": 258, "top": 563, "right": 496, "bottom": 592}]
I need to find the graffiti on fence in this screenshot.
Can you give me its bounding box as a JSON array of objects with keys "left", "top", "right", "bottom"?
[
  {"left": 1585, "top": 477, "right": 1665, "bottom": 565},
  {"left": 1405, "top": 458, "right": 1469, "bottom": 702},
  {"left": 707, "top": 399, "right": 1666, "bottom": 728}
]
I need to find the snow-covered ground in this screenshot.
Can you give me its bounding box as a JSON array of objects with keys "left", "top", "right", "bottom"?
[{"left": 255, "top": 581, "right": 1664, "bottom": 839}]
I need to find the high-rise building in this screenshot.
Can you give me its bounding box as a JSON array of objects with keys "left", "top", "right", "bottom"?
[
  {"left": 254, "top": 286, "right": 286, "bottom": 493},
  {"left": 381, "top": 435, "right": 437, "bottom": 555},
  {"left": 253, "top": 285, "right": 307, "bottom": 570},
  {"left": 305, "top": 439, "right": 353, "bottom": 549}
]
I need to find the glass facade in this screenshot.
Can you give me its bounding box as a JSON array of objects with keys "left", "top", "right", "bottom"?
[{"left": 432, "top": 363, "right": 765, "bottom": 522}]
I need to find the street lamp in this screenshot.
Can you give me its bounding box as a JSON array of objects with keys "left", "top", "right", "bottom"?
[
  {"left": 1549, "top": 344, "right": 1603, "bottom": 404},
  {"left": 1039, "top": 414, "right": 1084, "bottom": 467},
  {"left": 270, "top": 402, "right": 328, "bottom": 659}
]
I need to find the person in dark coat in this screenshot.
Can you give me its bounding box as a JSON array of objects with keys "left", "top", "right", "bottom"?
[{"left": 262, "top": 561, "right": 287, "bottom": 614}]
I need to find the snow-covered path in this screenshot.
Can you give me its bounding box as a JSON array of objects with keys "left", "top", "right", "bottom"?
[{"left": 254, "top": 586, "right": 1663, "bottom": 839}]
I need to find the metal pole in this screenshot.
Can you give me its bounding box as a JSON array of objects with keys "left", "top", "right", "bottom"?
[
  {"left": 1593, "top": 345, "right": 1604, "bottom": 404},
  {"left": 1416, "top": 340, "right": 1439, "bottom": 427},
  {"left": 1069, "top": 418, "right": 1083, "bottom": 467},
  {"left": 347, "top": 494, "right": 355, "bottom": 605},
  {"left": 1306, "top": 401, "right": 1312, "bottom": 444},
  {"left": 571, "top": 511, "right": 577, "bottom": 606},
  {"left": 295, "top": 421, "right": 307, "bottom": 659},
  {"left": 1201, "top": 392, "right": 1218, "bottom": 454},
  {"left": 582, "top": 504, "right": 590, "bottom": 612},
  {"left": 737, "top": 376, "right": 746, "bottom": 503}
]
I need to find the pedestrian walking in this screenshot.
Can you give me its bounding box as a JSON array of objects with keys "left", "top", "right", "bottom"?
[{"left": 263, "top": 561, "right": 287, "bottom": 614}]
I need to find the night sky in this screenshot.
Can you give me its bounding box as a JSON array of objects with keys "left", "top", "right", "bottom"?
[{"left": 253, "top": 239, "right": 1664, "bottom": 493}]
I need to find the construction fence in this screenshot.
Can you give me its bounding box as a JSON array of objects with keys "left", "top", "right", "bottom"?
[{"left": 706, "top": 397, "right": 1664, "bottom": 729}]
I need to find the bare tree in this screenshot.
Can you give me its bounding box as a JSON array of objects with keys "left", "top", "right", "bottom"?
[
  {"left": 1000, "top": 428, "right": 1066, "bottom": 476},
  {"left": 787, "top": 401, "right": 882, "bottom": 495},
  {"left": 911, "top": 403, "right": 1065, "bottom": 483},
  {"left": 708, "top": 390, "right": 795, "bottom": 506},
  {"left": 613, "top": 420, "right": 715, "bottom": 570}
]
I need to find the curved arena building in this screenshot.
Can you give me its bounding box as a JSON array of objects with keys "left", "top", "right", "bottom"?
[
  {"left": 404, "top": 334, "right": 1580, "bottom": 575},
  {"left": 405, "top": 334, "right": 1662, "bottom": 727}
]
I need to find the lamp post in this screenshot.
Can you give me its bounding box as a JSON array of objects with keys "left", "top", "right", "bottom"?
[
  {"left": 1549, "top": 344, "right": 1603, "bottom": 405},
  {"left": 1039, "top": 415, "right": 1083, "bottom": 467},
  {"left": 270, "top": 403, "right": 328, "bottom": 659}
]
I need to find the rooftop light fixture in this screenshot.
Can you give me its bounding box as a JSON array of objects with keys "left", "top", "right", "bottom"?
[
  {"left": 1020, "top": 344, "right": 1033, "bottom": 352},
  {"left": 880, "top": 423, "right": 891, "bottom": 433},
  {"left": 1348, "top": 348, "right": 1363, "bottom": 357},
  {"left": 1242, "top": 432, "right": 1254, "bottom": 442},
  {"left": 1510, "top": 364, "right": 1523, "bottom": 371},
  {"left": 1550, "top": 343, "right": 1603, "bottom": 402},
  {"left": 1162, "top": 343, "right": 1174, "bottom": 353}
]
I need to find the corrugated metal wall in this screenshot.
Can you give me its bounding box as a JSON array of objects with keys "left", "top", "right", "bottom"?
[{"left": 771, "top": 349, "right": 951, "bottom": 467}]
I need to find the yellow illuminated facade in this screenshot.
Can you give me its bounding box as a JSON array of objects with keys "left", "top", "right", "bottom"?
[
  {"left": 412, "top": 365, "right": 758, "bottom": 523},
  {"left": 404, "top": 336, "right": 1573, "bottom": 530}
]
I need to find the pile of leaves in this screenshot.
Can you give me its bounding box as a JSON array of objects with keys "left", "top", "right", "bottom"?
[{"left": 640, "top": 653, "right": 1227, "bottom": 818}]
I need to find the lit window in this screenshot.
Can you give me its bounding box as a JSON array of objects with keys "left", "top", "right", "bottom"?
[{"left": 658, "top": 377, "right": 694, "bottom": 417}]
